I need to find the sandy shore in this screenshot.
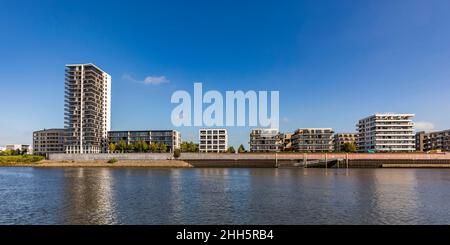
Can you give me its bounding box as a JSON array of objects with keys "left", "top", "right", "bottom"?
[{"left": 0, "top": 160, "right": 193, "bottom": 168}]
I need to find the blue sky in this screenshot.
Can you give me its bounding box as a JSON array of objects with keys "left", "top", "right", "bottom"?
[{"left": 1, "top": 0, "right": 450, "bottom": 148}]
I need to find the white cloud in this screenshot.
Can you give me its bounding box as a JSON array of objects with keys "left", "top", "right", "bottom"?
[
  {"left": 143, "top": 76, "right": 169, "bottom": 85},
  {"left": 122, "top": 74, "right": 135, "bottom": 82},
  {"left": 415, "top": 121, "right": 435, "bottom": 132},
  {"left": 282, "top": 117, "right": 289, "bottom": 123},
  {"left": 122, "top": 74, "right": 169, "bottom": 85}
]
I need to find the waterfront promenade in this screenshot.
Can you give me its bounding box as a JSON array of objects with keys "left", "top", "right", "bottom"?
[
  {"left": 13, "top": 152, "right": 444, "bottom": 168},
  {"left": 47, "top": 152, "right": 450, "bottom": 161},
  {"left": 2, "top": 153, "right": 450, "bottom": 168}
]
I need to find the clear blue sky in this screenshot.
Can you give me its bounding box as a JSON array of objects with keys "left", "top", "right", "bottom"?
[{"left": 1, "top": 0, "right": 450, "bottom": 148}]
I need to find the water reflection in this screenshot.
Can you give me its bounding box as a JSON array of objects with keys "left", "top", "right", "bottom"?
[
  {"left": 62, "top": 168, "right": 116, "bottom": 224},
  {"left": 1, "top": 168, "right": 450, "bottom": 224},
  {"left": 370, "top": 170, "right": 419, "bottom": 224}
]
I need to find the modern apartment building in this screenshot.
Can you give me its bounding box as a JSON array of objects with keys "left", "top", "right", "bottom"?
[
  {"left": 415, "top": 131, "right": 426, "bottom": 152},
  {"left": 33, "top": 128, "right": 67, "bottom": 156},
  {"left": 199, "top": 129, "right": 228, "bottom": 153},
  {"left": 334, "top": 133, "right": 357, "bottom": 152},
  {"left": 108, "top": 130, "right": 181, "bottom": 152},
  {"left": 291, "top": 128, "right": 334, "bottom": 152},
  {"left": 279, "top": 133, "right": 293, "bottom": 151},
  {"left": 249, "top": 128, "right": 281, "bottom": 152},
  {"left": 64, "top": 64, "right": 111, "bottom": 154},
  {"left": 356, "top": 113, "right": 415, "bottom": 152},
  {"left": 416, "top": 129, "right": 450, "bottom": 152}
]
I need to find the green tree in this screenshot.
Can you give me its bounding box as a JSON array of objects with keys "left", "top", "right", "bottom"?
[
  {"left": 0, "top": 149, "right": 13, "bottom": 156},
  {"left": 134, "top": 141, "right": 145, "bottom": 152},
  {"left": 149, "top": 142, "right": 159, "bottom": 153},
  {"left": 173, "top": 149, "right": 181, "bottom": 158},
  {"left": 180, "top": 141, "right": 199, "bottom": 152},
  {"left": 158, "top": 143, "right": 167, "bottom": 153},
  {"left": 109, "top": 143, "right": 116, "bottom": 153},
  {"left": 180, "top": 142, "right": 188, "bottom": 152},
  {"left": 342, "top": 142, "right": 357, "bottom": 153},
  {"left": 189, "top": 142, "right": 199, "bottom": 152},
  {"left": 227, "top": 146, "right": 236, "bottom": 153},
  {"left": 126, "top": 143, "right": 135, "bottom": 152},
  {"left": 238, "top": 144, "right": 246, "bottom": 153},
  {"left": 116, "top": 140, "right": 127, "bottom": 153},
  {"left": 142, "top": 141, "right": 149, "bottom": 152}
]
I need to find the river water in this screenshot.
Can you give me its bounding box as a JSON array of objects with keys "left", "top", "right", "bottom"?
[{"left": 1, "top": 167, "right": 450, "bottom": 224}]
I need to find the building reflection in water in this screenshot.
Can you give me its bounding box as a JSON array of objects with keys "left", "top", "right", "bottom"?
[
  {"left": 167, "top": 169, "right": 185, "bottom": 223},
  {"left": 331, "top": 169, "right": 419, "bottom": 224},
  {"left": 369, "top": 169, "right": 419, "bottom": 224},
  {"left": 62, "top": 168, "right": 116, "bottom": 224},
  {"left": 55, "top": 167, "right": 435, "bottom": 224},
  {"left": 167, "top": 168, "right": 255, "bottom": 224}
]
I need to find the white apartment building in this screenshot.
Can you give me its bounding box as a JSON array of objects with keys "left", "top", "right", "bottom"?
[
  {"left": 64, "top": 64, "right": 111, "bottom": 154},
  {"left": 356, "top": 113, "right": 415, "bottom": 152},
  {"left": 199, "top": 129, "right": 228, "bottom": 153},
  {"left": 249, "top": 128, "right": 281, "bottom": 152}
]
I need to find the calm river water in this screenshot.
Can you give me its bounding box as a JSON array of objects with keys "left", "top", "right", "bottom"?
[{"left": 1, "top": 167, "right": 450, "bottom": 224}]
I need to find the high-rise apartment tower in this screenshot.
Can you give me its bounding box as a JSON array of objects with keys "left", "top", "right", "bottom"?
[{"left": 64, "top": 63, "right": 111, "bottom": 153}]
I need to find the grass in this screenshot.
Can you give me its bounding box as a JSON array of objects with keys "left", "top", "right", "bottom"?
[
  {"left": 107, "top": 158, "right": 118, "bottom": 164},
  {"left": 0, "top": 155, "right": 45, "bottom": 163}
]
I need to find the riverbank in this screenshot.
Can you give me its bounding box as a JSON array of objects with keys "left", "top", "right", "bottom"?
[
  {"left": 2, "top": 152, "right": 450, "bottom": 168},
  {"left": 3, "top": 159, "right": 450, "bottom": 168},
  {"left": 0, "top": 160, "right": 193, "bottom": 168}
]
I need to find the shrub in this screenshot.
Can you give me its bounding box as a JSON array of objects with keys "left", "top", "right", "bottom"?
[
  {"left": 107, "top": 158, "right": 118, "bottom": 164},
  {"left": 173, "top": 149, "right": 181, "bottom": 158},
  {"left": 227, "top": 146, "right": 236, "bottom": 153},
  {"left": 0, "top": 155, "right": 44, "bottom": 163},
  {"left": 341, "top": 142, "right": 357, "bottom": 153}
]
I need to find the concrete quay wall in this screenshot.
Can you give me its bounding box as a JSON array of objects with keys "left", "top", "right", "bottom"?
[
  {"left": 48, "top": 153, "right": 173, "bottom": 161},
  {"left": 49, "top": 152, "right": 450, "bottom": 161}
]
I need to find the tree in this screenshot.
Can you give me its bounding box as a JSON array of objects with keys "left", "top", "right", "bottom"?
[
  {"left": 173, "top": 149, "right": 181, "bottom": 158},
  {"left": 126, "top": 143, "right": 135, "bottom": 152},
  {"left": 238, "top": 144, "right": 246, "bottom": 153},
  {"left": 227, "top": 146, "right": 236, "bottom": 153},
  {"left": 116, "top": 140, "right": 127, "bottom": 153},
  {"left": 342, "top": 142, "right": 357, "bottom": 153},
  {"left": 134, "top": 141, "right": 145, "bottom": 152},
  {"left": 109, "top": 143, "right": 116, "bottom": 153},
  {"left": 158, "top": 143, "right": 167, "bottom": 153},
  {"left": 180, "top": 141, "right": 199, "bottom": 152},
  {"left": 0, "top": 149, "right": 13, "bottom": 156},
  {"left": 14, "top": 149, "right": 21, "bottom": 155},
  {"left": 188, "top": 142, "right": 198, "bottom": 152},
  {"left": 149, "top": 142, "right": 159, "bottom": 153},
  {"left": 142, "top": 141, "right": 149, "bottom": 152},
  {"left": 180, "top": 142, "right": 188, "bottom": 152}
]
